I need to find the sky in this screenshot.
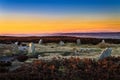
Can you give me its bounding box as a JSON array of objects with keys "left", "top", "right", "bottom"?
[{"left": 0, "top": 0, "right": 120, "bottom": 34}]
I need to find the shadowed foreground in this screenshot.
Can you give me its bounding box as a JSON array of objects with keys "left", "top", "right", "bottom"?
[{"left": 0, "top": 56, "right": 120, "bottom": 80}]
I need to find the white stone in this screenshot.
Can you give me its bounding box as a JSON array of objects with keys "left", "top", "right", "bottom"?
[
  {"left": 74, "top": 50, "right": 79, "bottom": 55},
  {"left": 15, "top": 42, "right": 18, "bottom": 45},
  {"left": 76, "top": 39, "right": 81, "bottom": 45},
  {"left": 38, "top": 39, "right": 43, "bottom": 44},
  {"left": 38, "top": 55, "right": 42, "bottom": 59},
  {"left": 59, "top": 41, "right": 65, "bottom": 46},
  {"left": 99, "top": 48, "right": 112, "bottom": 60},
  {"left": 28, "top": 43, "right": 35, "bottom": 54},
  {"left": 18, "top": 45, "right": 28, "bottom": 51},
  {"left": 101, "top": 39, "right": 105, "bottom": 43}
]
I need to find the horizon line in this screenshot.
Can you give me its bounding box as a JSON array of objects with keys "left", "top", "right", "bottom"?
[{"left": 0, "top": 31, "right": 120, "bottom": 37}]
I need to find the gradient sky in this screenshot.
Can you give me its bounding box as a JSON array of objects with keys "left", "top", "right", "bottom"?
[{"left": 0, "top": 0, "right": 120, "bottom": 34}]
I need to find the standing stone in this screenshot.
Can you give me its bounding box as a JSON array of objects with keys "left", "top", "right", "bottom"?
[
  {"left": 15, "top": 42, "right": 18, "bottom": 45},
  {"left": 28, "top": 43, "right": 35, "bottom": 54},
  {"left": 99, "top": 48, "right": 112, "bottom": 60},
  {"left": 38, "top": 55, "right": 42, "bottom": 59},
  {"left": 59, "top": 41, "right": 65, "bottom": 46},
  {"left": 74, "top": 49, "right": 79, "bottom": 55},
  {"left": 18, "top": 45, "right": 28, "bottom": 52},
  {"left": 101, "top": 39, "right": 105, "bottom": 43},
  {"left": 72, "top": 48, "right": 78, "bottom": 55},
  {"left": 38, "top": 39, "right": 43, "bottom": 44},
  {"left": 76, "top": 39, "right": 81, "bottom": 45}
]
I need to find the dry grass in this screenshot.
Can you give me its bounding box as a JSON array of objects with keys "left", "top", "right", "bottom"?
[{"left": 97, "top": 43, "right": 111, "bottom": 48}]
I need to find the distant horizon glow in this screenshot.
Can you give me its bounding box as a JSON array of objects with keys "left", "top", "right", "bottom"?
[{"left": 0, "top": 0, "right": 120, "bottom": 34}]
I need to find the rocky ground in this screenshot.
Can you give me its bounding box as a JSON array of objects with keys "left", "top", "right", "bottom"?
[
  {"left": 34, "top": 43, "right": 120, "bottom": 59},
  {"left": 0, "top": 42, "right": 120, "bottom": 59}
]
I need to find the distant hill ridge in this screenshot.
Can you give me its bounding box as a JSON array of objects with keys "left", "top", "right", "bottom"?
[
  {"left": 0, "top": 35, "right": 120, "bottom": 44},
  {"left": 0, "top": 32, "right": 120, "bottom": 37}
]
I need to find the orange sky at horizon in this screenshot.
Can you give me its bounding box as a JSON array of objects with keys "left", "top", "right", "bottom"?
[
  {"left": 0, "top": 16, "right": 120, "bottom": 34},
  {"left": 1, "top": 0, "right": 120, "bottom": 34}
]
